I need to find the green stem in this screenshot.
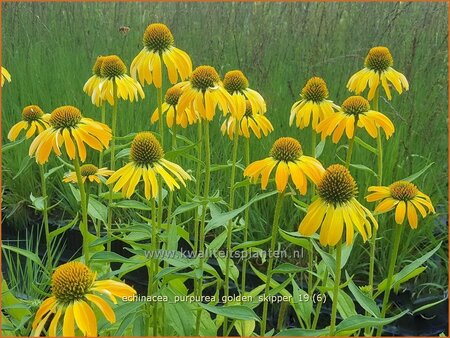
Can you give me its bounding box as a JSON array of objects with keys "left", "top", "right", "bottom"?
[
  {"left": 329, "top": 240, "right": 342, "bottom": 335},
  {"left": 146, "top": 199, "right": 157, "bottom": 336},
  {"left": 345, "top": 136, "right": 355, "bottom": 169},
  {"left": 376, "top": 224, "right": 403, "bottom": 336},
  {"left": 223, "top": 124, "right": 240, "bottom": 335},
  {"left": 195, "top": 121, "right": 211, "bottom": 336},
  {"left": 157, "top": 84, "right": 164, "bottom": 148},
  {"left": 311, "top": 130, "right": 317, "bottom": 158},
  {"left": 369, "top": 88, "right": 382, "bottom": 301},
  {"left": 193, "top": 121, "right": 203, "bottom": 254},
  {"left": 39, "top": 164, "right": 52, "bottom": 269},
  {"left": 240, "top": 138, "right": 251, "bottom": 297},
  {"left": 166, "top": 123, "right": 178, "bottom": 224},
  {"left": 73, "top": 154, "right": 89, "bottom": 263},
  {"left": 260, "top": 192, "right": 285, "bottom": 336},
  {"left": 106, "top": 83, "right": 118, "bottom": 252},
  {"left": 96, "top": 104, "right": 106, "bottom": 237},
  {"left": 311, "top": 270, "right": 328, "bottom": 329}
]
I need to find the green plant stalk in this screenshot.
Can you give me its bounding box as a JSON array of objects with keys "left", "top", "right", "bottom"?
[
  {"left": 96, "top": 103, "right": 106, "bottom": 237},
  {"left": 311, "top": 270, "right": 328, "bottom": 329},
  {"left": 166, "top": 122, "right": 178, "bottom": 223},
  {"left": 106, "top": 83, "right": 118, "bottom": 252},
  {"left": 223, "top": 124, "right": 240, "bottom": 335},
  {"left": 376, "top": 224, "right": 403, "bottom": 336},
  {"left": 345, "top": 136, "right": 355, "bottom": 169},
  {"left": 195, "top": 121, "right": 211, "bottom": 336},
  {"left": 311, "top": 130, "right": 317, "bottom": 158},
  {"left": 73, "top": 154, "right": 89, "bottom": 263},
  {"left": 329, "top": 240, "right": 342, "bottom": 335},
  {"left": 369, "top": 88, "right": 382, "bottom": 300},
  {"left": 193, "top": 121, "right": 203, "bottom": 254},
  {"left": 240, "top": 137, "right": 251, "bottom": 297},
  {"left": 157, "top": 81, "right": 164, "bottom": 148},
  {"left": 146, "top": 198, "right": 157, "bottom": 336},
  {"left": 260, "top": 191, "right": 285, "bottom": 336},
  {"left": 160, "top": 122, "right": 177, "bottom": 337},
  {"left": 39, "top": 164, "right": 52, "bottom": 269}
]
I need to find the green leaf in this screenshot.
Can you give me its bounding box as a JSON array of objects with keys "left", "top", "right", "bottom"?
[
  {"left": 377, "top": 242, "right": 441, "bottom": 295},
  {"left": 393, "top": 267, "right": 426, "bottom": 293},
  {"left": 335, "top": 311, "right": 408, "bottom": 334},
  {"left": 111, "top": 200, "right": 151, "bottom": 210},
  {"left": 232, "top": 236, "right": 271, "bottom": 251},
  {"left": 2, "top": 245, "right": 46, "bottom": 270},
  {"left": 234, "top": 320, "right": 256, "bottom": 337},
  {"left": 272, "top": 263, "right": 305, "bottom": 274},
  {"left": 88, "top": 198, "right": 107, "bottom": 223},
  {"left": 13, "top": 156, "right": 32, "bottom": 180},
  {"left": 2, "top": 138, "right": 25, "bottom": 152},
  {"left": 90, "top": 251, "right": 140, "bottom": 264},
  {"left": 349, "top": 163, "right": 377, "bottom": 177},
  {"left": 216, "top": 256, "right": 239, "bottom": 285},
  {"left": 315, "top": 139, "right": 326, "bottom": 158},
  {"left": 278, "top": 229, "right": 311, "bottom": 251},
  {"left": 401, "top": 162, "right": 434, "bottom": 182},
  {"left": 116, "top": 148, "right": 130, "bottom": 160},
  {"left": 412, "top": 297, "right": 447, "bottom": 314},
  {"left": 1, "top": 280, "right": 32, "bottom": 323},
  {"left": 44, "top": 164, "right": 64, "bottom": 179},
  {"left": 29, "top": 193, "right": 45, "bottom": 211},
  {"left": 345, "top": 272, "right": 380, "bottom": 317},
  {"left": 49, "top": 215, "right": 79, "bottom": 240},
  {"left": 275, "top": 328, "right": 328, "bottom": 336},
  {"left": 354, "top": 136, "right": 378, "bottom": 154},
  {"left": 205, "top": 191, "right": 277, "bottom": 233},
  {"left": 311, "top": 240, "right": 335, "bottom": 277},
  {"left": 291, "top": 279, "right": 312, "bottom": 328},
  {"left": 198, "top": 303, "right": 260, "bottom": 321}
]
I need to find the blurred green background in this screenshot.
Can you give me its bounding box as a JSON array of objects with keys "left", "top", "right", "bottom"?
[{"left": 1, "top": 2, "right": 448, "bottom": 287}]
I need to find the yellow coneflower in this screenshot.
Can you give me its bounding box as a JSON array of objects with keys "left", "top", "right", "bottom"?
[
  {"left": 8, "top": 105, "right": 50, "bottom": 141},
  {"left": 32, "top": 261, "right": 136, "bottom": 337},
  {"left": 63, "top": 164, "right": 113, "bottom": 184},
  {"left": 1, "top": 66, "right": 11, "bottom": 87},
  {"left": 175, "top": 65, "right": 235, "bottom": 121},
  {"left": 316, "top": 96, "right": 394, "bottom": 143},
  {"left": 366, "top": 181, "right": 435, "bottom": 229},
  {"left": 98, "top": 55, "right": 145, "bottom": 106},
  {"left": 299, "top": 164, "right": 378, "bottom": 246},
  {"left": 29, "top": 106, "right": 111, "bottom": 164},
  {"left": 223, "top": 70, "right": 266, "bottom": 119},
  {"left": 221, "top": 100, "right": 273, "bottom": 139},
  {"left": 131, "top": 23, "right": 192, "bottom": 89},
  {"left": 244, "top": 137, "right": 324, "bottom": 194},
  {"left": 83, "top": 56, "right": 106, "bottom": 107},
  {"left": 151, "top": 85, "right": 197, "bottom": 128},
  {"left": 347, "top": 46, "right": 409, "bottom": 101},
  {"left": 289, "top": 77, "right": 338, "bottom": 129},
  {"left": 106, "top": 132, "right": 191, "bottom": 199}
]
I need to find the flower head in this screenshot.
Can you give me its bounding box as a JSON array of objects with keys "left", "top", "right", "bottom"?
[
  {"left": 106, "top": 132, "right": 191, "bottom": 199},
  {"left": 1, "top": 66, "right": 11, "bottom": 87},
  {"left": 63, "top": 164, "right": 114, "bottom": 184},
  {"left": 299, "top": 164, "right": 378, "bottom": 246},
  {"left": 32, "top": 261, "right": 136, "bottom": 337},
  {"left": 244, "top": 137, "right": 324, "bottom": 194},
  {"left": 175, "top": 65, "right": 235, "bottom": 121},
  {"left": 316, "top": 95, "right": 394, "bottom": 143},
  {"left": 8, "top": 105, "right": 50, "bottom": 141},
  {"left": 223, "top": 70, "right": 266, "bottom": 119},
  {"left": 290, "top": 77, "right": 338, "bottom": 129},
  {"left": 83, "top": 56, "right": 106, "bottom": 106},
  {"left": 98, "top": 55, "right": 145, "bottom": 106},
  {"left": 131, "top": 23, "right": 192, "bottom": 88},
  {"left": 29, "top": 105, "right": 111, "bottom": 164},
  {"left": 347, "top": 46, "right": 409, "bottom": 100},
  {"left": 366, "top": 181, "right": 435, "bottom": 229},
  {"left": 151, "top": 85, "right": 197, "bottom": 128},
  {"left": 221, "top": 100, "right": 273, "bottom": 139}
]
